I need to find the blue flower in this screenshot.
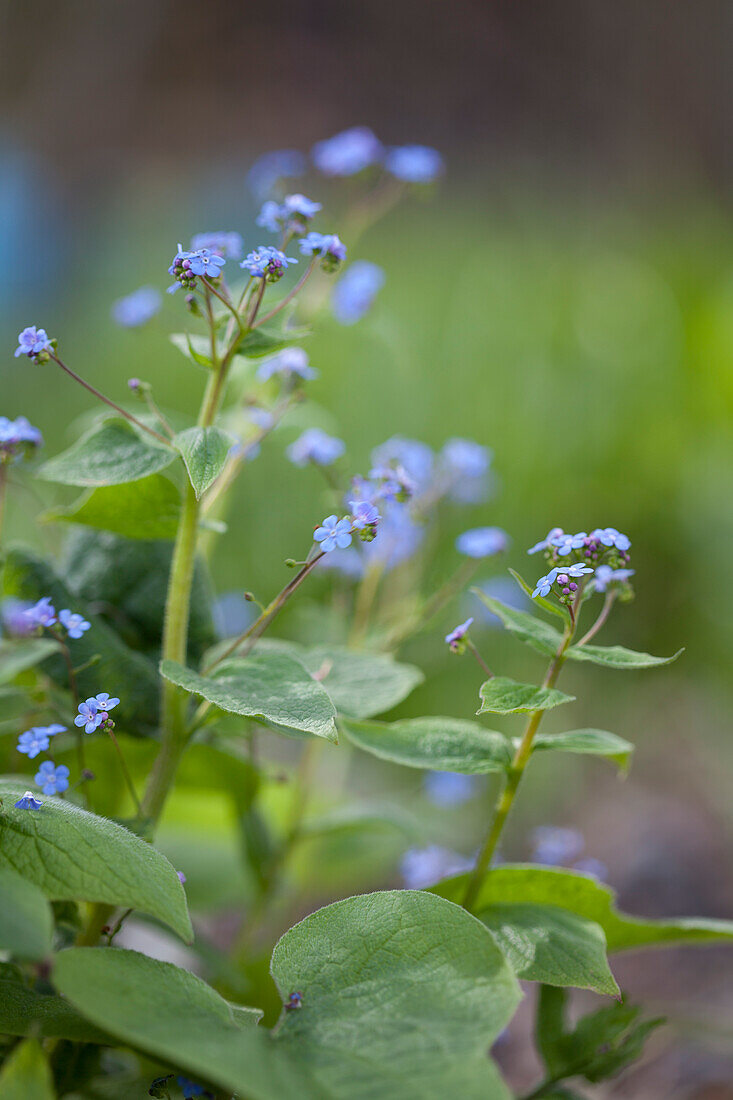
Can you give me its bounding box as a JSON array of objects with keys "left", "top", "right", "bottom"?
[
  {"left": 24, "top": 596, "right": 57, "bottom": 628},
  {"left": 455, "top": 527, "right": 509, "bottom": 558},
  {"left": 311, "top": 127, "right": 383, "bottom": 176},
  {"left": 14, "top": 790, "right": 43, "bottom": 810},
  {"left": 15, "top": 326, "right": 52, "bottom": 360},
  {"left": 349, "top": 500, "right": 380, "bottom": 531},
  {"left": 1, "top": 597, "right": 36, "bottom": 636},
  {"left": 256, "top": 347, "right": 318, "bottom": 382},
  {"left": 240, "top": 246, "right": 297, "bottom": 281},
  {"left": 176, "top": 1078, "right": 208, "bottom": 1099},
  {"left": 111, "top": 286, "right": 161, "bottom": 328},
  {"left": 247, "top": 149, "right": 306, "bottom": 201},
  {"left": 190, "top": 231, "right": 243, "bottom": 259},
  {"left": 573, "top": 857, "right": 608, "bottom": 880},
  {"left": 185, "top": 249, "right": 226, "bottom": 279},
  {"left": 58, "top": 609, "right": 91, "bottom": 640},
  {"left": 167, "top": 244, "right": 197, "bottom": 292},
  {"left": 445, "top": 617, "right": 473, "bottom": 650},
  {"left": 34, "top": 761, "right": 70, "bottom": 795},
  {"left": 552, "top": 531, "right": 588, "bottom": 556},
  {"left": 363, "top": 505, "right": 426, "bottom": 570},
  {"left": 370, "top": 436, "right": 434, "bottom": 495},
  {"left": 440, "top": 438, "right": 491, "bottom": 481},
  {"left": 532, "top": 569, "right": 559, "bottom": 598},
  {"left": 424, "top": 771, "right": 478, "bottom": 807},
  {"left": 592, "top": 565, "right": 635, "bottom": 593},
  {"left": 0, "top": 415, "right": 43, "bottom": 462},
  {"left": 527, "top": 527, "right": 565, "bottom": 554},
  {"left": 317, "top": 546, "right": 365, "bottom": 579},
  {"left": 590, "top": 527, "right": 631, "bottom": 552},
  {"left": 314, "top": 515, "right": 353, "bottom": 553},
  {"left": 286, "top": 428, "right": 345, "bottom": 467},
  {"left": 299, "top": 232, "right": 347, "bottom": 271},
  {"left": 532, "top": 825, "right": 585, "bottom": 866},
  {"left": 257, "top": 194, "right": 322, "bottom": 235},
  {"left": 74, "top": 693, "right": 120, "bottom": 733},
  {"left": 384, "top": 144, "right": 444, "bottom": 183},
  {"left": 332, "top": 261, "right": 385, "bottom": 325},
  {"left": 559, "top": 563, "right": 594, "bottom": 579},
  {"left": 17, "top": 724, "right": 66, "bottom": 759},
  {"left": 400, "top": 845, "right": 473, "bottom": 889}
]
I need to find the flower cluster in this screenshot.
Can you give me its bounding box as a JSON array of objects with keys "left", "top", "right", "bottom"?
[
  {"left": 15, "top": 722, "right": 68, "bottom": 809},
  {"left": 17, "top": 724, "right": 66, "bottom": 759},
  {"left": 299, "top": 232, "right": 347, "bottom": 272},
  {"left": 314, "top": 498, "right": 381, "bottom": 554},
  {"left": 257, "top": 193, "right": 321, "bottom": 236},
  {"left": 75, "top": 693, "right": 120, "bottom": 733},
  {"left": 0, "top": 415, "right": 43, "bottom": 463},
  {"left": 310, "top": 127, "right": 443, "bottom": 184},
  {"left": 240, "top": 246, "right": 297, "bottom": 282},
  {"left": 24, "top": 596, "right": 90, "bottom": 639},
  {"left": 15, "top": 326, "right": 53, "bottom": 362},
  {"left": 529, "top": 526, "right": 633, "bottom": 603},
  {"left": 168, "top": 244, "right": 226, "bottom": 293}
]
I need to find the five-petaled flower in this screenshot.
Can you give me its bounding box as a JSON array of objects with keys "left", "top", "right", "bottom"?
[
  {"left": 532, "top": 569, "right": 559, "bottom": 598},
  {"left": 24, "top": 596, "right": 57, "bottom": 629},
  {"left": 349, "top": 500, "right": 380, "bottom": 531},
  {"left": 59, "top": 609, "right": 91, "bottom": 639},
  {"left": 590, "top": 527, "right": 631, "bottom": 552},
  {"left": 75, "top": 693, "right": 120, "bottom": 733},
  {"left": 299, "top": 232, "right": 347, "bottom": 272},
  {"left": 15, "top": 326, "right": 53, "bottom": 360},
  {"left": 314, "top": 515, "right": 353, "bottom": 553},
  {"left": 34, "top": 761, "right": 70, "bottom": 796},
  {"left": 15, "top": 790, "right": 43, "bottom": 810},
  {"left": 185, "top": 249, "right": 226, "bottom": 279},
  {"left": 445, "top": 617, "right": 474, "bottom": 652},
  {"left": 17, "top": 724, "right": 66, "bottom": 759}
]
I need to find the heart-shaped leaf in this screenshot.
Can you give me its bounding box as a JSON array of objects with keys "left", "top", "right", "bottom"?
[
  {"left": 38, "top": 419, "right": 175, "bottom": 487},
  {"left": 44, "top": 474, "right": 181, "bottom": 541},
  {"left": 174, "top": 426, "right": 235, "bottom": 499},
  {"left": 341, "top": 715, "right": 511, "bottom": 773},
  {"left": 478, "top": 677, "right": 575, "bottom": 715}
]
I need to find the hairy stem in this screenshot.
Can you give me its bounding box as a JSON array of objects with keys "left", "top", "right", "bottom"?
[
  {"left": 577, "top": 590, "right": 616, "bottom": 645},
  {"left": 50, "top": 355, "right": 170, "bottom": 445}
]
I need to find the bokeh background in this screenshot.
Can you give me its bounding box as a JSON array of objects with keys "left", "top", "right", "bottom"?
[{"left": 1, "top": 2, "right": 732, "bottom": 1096}]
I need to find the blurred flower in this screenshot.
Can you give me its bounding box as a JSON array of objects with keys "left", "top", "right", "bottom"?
[
  {"left": 349, "top": 500, "right": 380, "bottom": 531},
  {"left": 299, "top": 232, "right": 347, "bottom": 271},
  {"left": 363, "top": 505, "right": 425, "bottom": 570},
  {"left": 532, "top": 569, "right": 559, "bottom": 598},
  {"left": 287, "top": 428, "right": 345, "bottom": 467},
  {"left": 332, "top": 261, "right": 385, "bottom": 325},
  {"left": 257, "top": 347, "right": 317, "bottom": 382},
  {"left": 190, "top": 231, "right": 243, "bottom": 259},
  {"left": 311, "top": 127, "right": 383, "bottom": 176},
  {"left": 247, "top": 149, "right": 306, "bottom": 201},
  {"left": 176, "top": 1078, "right": 210, "bottom": 1099},
  {"left": 400, "top": 845, "right": 473, "bottom": 889},
  {"left": 574, "top": 857, "right": 608, "bottom": 880},
  {"left": 317, "top": 546, "right": 364, "bottom": 579},
  {"left": 240, "top": 246, "right": 297, "bottom": 281},
  {"left": 17, "top": 724, "right": 65, "bottom": 758},
  {"left": 34, "top": 761, "right": 70, "bottom": 795},
  {"left": 1, "top": 597, "right": 35, "bottom": 636},
  {"left": 424, "top": 771, "right": 478, "bottom": 807},
  {"left": 257, "top": 194, "right": 321, "bottom": 235},
  {"left": 590, "top": 526, "right": 631, "bottom": 552},
  {"left": 370, "top": 436, "right": 434, "bottom": 495},
  {"left": 177, "top": 870, "right": 187, "bottom": 884},
  {"left": 24, "top": 596, "right": 57, "bottom": 628},
  {"left": 439, "top": 438, "right": 492, "bottom": 503},
  {"left": 531, "top": 826, "right": 585, "bottom": 866},
  {"left": 14, "top": 791, "right": 42, "bottom": 810},
  {"left": 75, "top": 693, "right": 119, "bottom": 733},
  {"left": 58, "top": 609, "right": 91, "bottom": 640},
  {"left": 385, "top": 144, "right": 444, "bottom": 183},
  {"left": 212, "top": 592, "right": 256, "bottom": 639},
  {"left": 456, "top": 527, "right": 509, "bottom": 558},
  {"left": 591, "top": 564, "right": 635, "bottom": 593},
  {"left": 528, "top": 527, "right": 564, "bottom": 554},
  {"left": 15, "top": 325, "right": 52, "bottom": 361},
  {"left": 0, "top": 415, "right": 43, "bottom": 462},
  {"left": 111, "top": 286, "right": 161, "bottom": 328},
  {"left": 314, "top": 515, "right": 353, "bottom": 552}
]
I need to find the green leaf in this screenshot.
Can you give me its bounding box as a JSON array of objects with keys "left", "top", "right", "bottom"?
[
  {"left": 0, "top": 868, "right": 53, "bottom": 959},
  {"left": 237, "top": 320, "right": 308, "bottom": 359},
  {"left": 478, "top": 677, "right": 575, "bottom": 715},
  {"left": 0, "top": 638, "right": 59, "bottom": 684},
  {"left": 37, "top": 419, "right": 175, "bottom": 487},
  {"left": 44, "top": 474, "right": 181, "bottom": 540},
  {"left": 0, "top": 963, "right": 111, "bottom": 1043},
  {"left": 341, "top": 715, "right": 511, "bottom": 773},
  {"left": 270, "top": 890, "right": 519, "bottom": 1099},
  {"left": 508, "top": 569, "right": 571, "bottom": 624},
  {"left": 472, "top": 588, "right": 564, "bottom": 656},
  {"left": 433, "top": 865, "right": 733, "bottom": 954},
  {"left": 170, "top": 332, "right": 217, "bottom": 369},
  {"left": 566, "top": 643, "right": 683, "bottom": 670},
  {"left": 530, "top": 729, "right": 634, "bottom": 772},
  {"left": 480, "top": 903, "right": 619, "bottom": 995},
  {"left": 174, "top": 426, "right": 235, "bottom": 499},
  {"left": 0, "top": 780, "right": 192, "bottom": 942},
  {"left": 160, "top": 653, "right": 339, "bottom": 742},
  {"left": 251, "top": 640, "right": 424, "bottom": 718},
  {"left": 0, "top": 1039, "right": 55, "bottom": 1099}
]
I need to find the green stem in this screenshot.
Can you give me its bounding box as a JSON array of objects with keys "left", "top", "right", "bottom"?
[
  {"left": 106, "top": 728, "right": 142, "bottom": 815},
  {"left": 0, "top": 464, "right": 7, "bottom": 543},
  {"left": 349, "top": 560, "right": 385, "bottom": 647},
  {"left": 50, "top": 355, "right": 170, "bottom": 445}
]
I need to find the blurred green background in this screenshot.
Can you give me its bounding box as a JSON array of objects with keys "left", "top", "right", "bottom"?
[{"left": 1, "top": 2, "right": 732, "bottom": 1094}]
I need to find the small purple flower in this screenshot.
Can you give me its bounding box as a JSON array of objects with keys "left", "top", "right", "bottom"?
[
  {"left": 24, "top": 596, "right": 57, "bottom": 629},
  {"left": 332, "top": 261, "right": 385, "bottom": 325},
  {"left": 349, "top": 500, "right": 380, "bottom": 531},
  {"left": 311, "top": 127, "right": 383, "bottom": 176},
  {"left": 240, "top": 246, "right": 297, "bottom": 281},
  {"left": 177, "top": 870, "right": 187, "bottom": 885},
  {"left": 456, "top": 527, "right": 509, "bottom": 558},
  {"left": 528, "top": 528, "right": 565, "bottom": 555},
  {"left": 111, "top": 286, "right": 161, "bottom": 328},
  {"left": 0, "top": 416, "right": 43, "bottom": 463},
  {"left": 59, "top": 609, "right": 91, "bottom": 640},
  {"left": 400, "top": 845, "right": 473, "bottom": 889},
  {"left": 424, "top": 771, "right": 478, "bottom": 807},
  {"left": 590, "top": 527, "right": 631, "bottom": 552},
  {"left": 257, "top": 347, "right": 318, "bottom": 382},
  {"left": 445, "top": 617, "right": 474, "bottom": 651},
  {"left": 17, "top": 724, "right": 66, "bottom": 759},
  {"left": 314, "top": 515, "right": 353, "bottom": 553},
  {"left": 257, "top": 194, "right": 322, "bottom": 235},
  {"left": 167, "top": 244, "right": 197, "bottom": 293},
  {"left": 299, "top": 232, "right": 347, "bottom": 272},
  {"left": 532, "top": 569, "right": 559, "bottom": 599},
  {"left": 15, "top": 326, "right": 52, "bottom": 360},
  {"left": 592, "top": 565, "right": 635, "bottom": 593},
  {"left": 14, "top": 790, "right": 43, "bottom": 810},
  {"left": 190, "top": 231, "right": 243, "bottom": 259},
  {"left": 75, "top": 693, "right": 120, "bottom": 733},
  {"left": 384, "top": 144, "right": 444, "bottom": 183},
  {"left": 1, "top": 597, "right": 36, "bottom": 636},
  {"left": 287, "top": 428, "right": 345, "bottom": 467},
  {"left": 34, "top": 761, "right": 70, "bottom": 796}
]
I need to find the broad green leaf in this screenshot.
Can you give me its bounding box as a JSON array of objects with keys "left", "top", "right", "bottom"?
[
  {"left": 0, "top": 1039, "right": 55, "bottom": 1099},
  {"left": 480, "top": 903, "right": 619, "bottom": 995},
  {"left": 0, "top": 780, "right": 192, "bottom": 942},
  {"left": 270, "top": 890, "right": 518, "bottom": 1099},
  {"left": 174, "top": 425, "right": 235, "bottom": 499},
  {"left": 530, "top": 729, "right": 634, "bottom": 771},
  {"left": 237, "top": 320, "right": 307, "bottom": 359},
  {"left": 251, "top": 640, "right": 424, "bottom": 718},
  {"left": 472, "top": 588, "right": 563, "bottom": 656},
  {"left": 0, "top": 868, "right": 53, "bottom": 958},
  {"left": 0, "top": 962, "right": 111, "bottom": 1043},
  {"left": 0, "top": 638, "right": 58, "bottom": 684},
  {"left": 341, "top": 715, "right": 511, "bottom": 773},
  {"left": 566, "top": 642, "right": 683, "bottom": 670},
  {"left": 160, "top": 653, "right": 338, "bottom": 742},
  {"left": 3, "top": 548, "right": 161, "bottom": 734},
  {"left": 508, "top": 569, "right": 571, "bottom": 623},
  {"left": 44, "top": 473, "right": 181, "bottom": 540},
  {"left": 433, "top": 865, "right": 733, "bottom": 954},
  {"left": 170, "top": 331, "right": 217, "bottom": 369},
  {"left": 53, "top": 947, "right": 305, "bottom": 1100},
  {"left": 478, "top": 677, "right": 575, "bottom": 715},
  {"left": 37, "top": 419, "right": 175, "bottom": 487}
]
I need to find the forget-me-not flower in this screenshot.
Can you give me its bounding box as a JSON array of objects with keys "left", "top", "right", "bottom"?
[
  {"left": 456, "top": 527, "right": 509, "bottom": 559},
  {"left": 17, "top": 724, "right": 66, "bottom": 759},
  {"left": 384, "top": 145, "right": 444, "bottom": 183},
  {"left": 185, "top": 249, "right": 225, "bottom": 279},
  {"left": 14, "top": 790, "right": 43, "bottom": 810},
  {"left": 240, "top": 246, "right": 297, "bottom": 281},
  {"left": 15, "top": 326, "right": 53, "bottom": 360},
  {"left": 75, "top": 693, "right": 120, "bottom": 733},
  {"left": 257, "top": 347, "right": 317, "bottom": 382},
  {"left": 592, "top": 565, "right": 635, "bottom": 593},
  {"left": 111, "top": 286, "right": 162, "bottom": 328},
  {"left": 59, "top": 609, "right": 91, "bottom": 640},
  {"left": 314, "top": 515, "right": 353, "bottom": 553},
  {"left": 190, "top": 231, "right": 243, "bottom": 259},
  {"left": 590, "top": 527, "right": 631, "bottom": 552},
  {"left": 0, "top": 416, "right": 43, "bottom": 463},
  {"left": 528, "top": 527, "right": 565, "bottom": 554},
  {"left": 349, "top": 500, "right": 380, "bottom": 531},
  {"left": 552, "top": 531, "right": 588, "bottom": 556},
  {"left": 287, "top": 428, "right": 345, "bottom": 467},
  {"left": 332, "top": 261, "right": 385, "bottom": 325},
  {"left": 24, "top": 596, "right": 57, "bottom": 629},
  {"left": 299, "top": 232, "right": 347, "bottom": 271},
  {"left": 445, "top": 617, "right": 473, "bottom": 651},
  {"left": 34, "top": 761, "right": 70, "bottom": 796},
  {"left": 532, "top": 569, "right": 559, "bottom": 598},
  {"left": 257, "top": 194, "right": 321, "bottom": 235},
  {"left": 311, "top": 127, "right": 383, "bottom": 176},
  {"left": 370, "top": 436, "right": 434, "bottom": 495}
]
